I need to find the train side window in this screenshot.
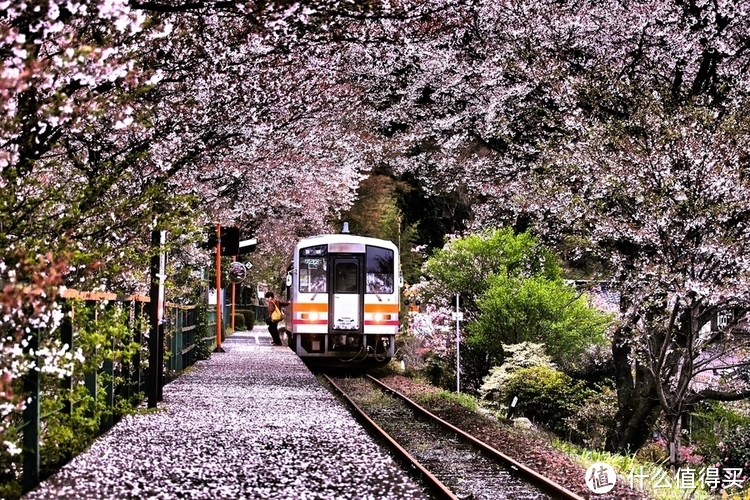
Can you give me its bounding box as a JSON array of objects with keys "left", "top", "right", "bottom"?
[
  {"left": 366, "top": 246, "right": 394, "bottom": 294},
  {"left": 335, "top": 262, "right": 358, "bottom": 293}
]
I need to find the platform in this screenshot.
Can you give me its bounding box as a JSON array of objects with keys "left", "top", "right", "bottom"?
[{"left": 23, "top": 328, "right": 428, "bottom": 499}]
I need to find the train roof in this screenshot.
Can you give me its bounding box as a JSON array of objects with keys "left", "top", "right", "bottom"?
[{"left": 295, "top": 233, "right": 398, "bottom": 250}]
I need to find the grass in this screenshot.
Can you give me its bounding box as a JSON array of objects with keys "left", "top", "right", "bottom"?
[
  {"left": 552, "top": 439, "right": 727, "bottom": 500},
  {"left": 431, "top": 389, "right": 479, "bottom": 412},
  {"left": 359, "top": 388, "right": 397, "bottom": 408}
]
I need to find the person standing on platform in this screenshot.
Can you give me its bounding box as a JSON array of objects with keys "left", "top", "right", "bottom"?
[{"left": 264, "top": 291, "right": 290, "bottom": 346}]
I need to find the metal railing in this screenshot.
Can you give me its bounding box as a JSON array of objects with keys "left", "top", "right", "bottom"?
[
  {"left": 166, "top": 304, "right": 199, "bottom": 372},
  {"left": 16, "top": 290, "right": 213, "bottom": 494}
]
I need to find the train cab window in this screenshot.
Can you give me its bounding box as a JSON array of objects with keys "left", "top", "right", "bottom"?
[
  {"left": 335, "top": 262, "right": 358, "bottom": 293},
  {"left": 366, "top": 246, "right": 394, "bottom": 294},
  {"left": 299, "top": 245, "right": 327, "bottom": 293}
]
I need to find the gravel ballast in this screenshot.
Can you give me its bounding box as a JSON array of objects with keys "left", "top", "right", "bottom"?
[{"left": 24, "top": 329, "right": 429, "bottom": 500}]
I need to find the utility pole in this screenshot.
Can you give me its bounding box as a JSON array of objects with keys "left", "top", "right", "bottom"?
[
  {"left": 148, "top": 230, "right": 166, "bottom": 408},
  {"left": 231, "top": 256, "right": 236, "bottom": 331}
]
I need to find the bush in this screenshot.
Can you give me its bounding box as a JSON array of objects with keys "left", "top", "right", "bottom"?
[
  {"left": 246, "top": 310, "right": 255, "bottom": 327},
  {"left": 235, "top": 309, "right": 255, "bottom": 329},
  {"left": 717, "top": 426, "right": 750, "bottom": 472},
  {"left": 421, "top": 355, "right": 456, "bottom": 391},
  {"left": 479, "top": 342, "right": 554, "bottom": 405},
  {"left": 232, "top": 313, "right": 246, "bottom": 330},
  {"left": 503, "top": 365, "right": 593, "bottom": 435},
  {"left": 417, "top": 228, "right": 610, "bottom": 390},
  {"left": 565, "top": 384, "right": 617, "bottom": 449},
  {"left": 469, "top": 274, "right": 611, "bottom": 370},
  {"left": 690, "top": 401, "right": 750, "bottom": 464}
]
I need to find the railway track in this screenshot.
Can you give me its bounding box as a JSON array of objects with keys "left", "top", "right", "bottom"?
[{"left": 324, "top": 374, "right": 586, "bottom": 500}]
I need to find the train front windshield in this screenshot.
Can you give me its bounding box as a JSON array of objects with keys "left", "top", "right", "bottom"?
[{"left": 298, "top": 244, "right": 394, "bottom": 294}]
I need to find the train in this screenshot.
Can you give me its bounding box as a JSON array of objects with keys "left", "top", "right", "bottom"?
[{"left": 280, "top": 226, "right": 401, "bottom": 365}]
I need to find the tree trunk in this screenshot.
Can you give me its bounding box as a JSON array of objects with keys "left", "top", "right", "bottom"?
[
  {"left": 666, "top": 418, "right": 680, "bottom": 472},
  {"left": 606, "top": 326, "right": 660, "bottom": 453}
]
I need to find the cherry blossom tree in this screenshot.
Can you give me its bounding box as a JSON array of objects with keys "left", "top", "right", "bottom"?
[
  {"left": 344, "top": 0, "right": 750, "bottom": 461},
  {"left": 4, "top": 0, "right": 750, "bottom": 466},
  {"left": 0, "top": 0, "right": 389, "bottom": 289},
  {"left": 486, "top": 1, "right": 750, "bottom": 462},
  {"left": 0, "top": 0, "right": 388, "bottom": 464}
]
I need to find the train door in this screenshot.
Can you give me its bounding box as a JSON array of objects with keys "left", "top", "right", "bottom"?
[{"left": 330, "top": 256, "right": 363, "bottom": 333}]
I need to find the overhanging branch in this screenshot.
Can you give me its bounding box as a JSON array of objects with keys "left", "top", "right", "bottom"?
[
  {"left": 129, "top": 0, "right": 238, "bottom": 12},
  {"left": 688, "top": 387, "right": 750, "bottom": 405}
]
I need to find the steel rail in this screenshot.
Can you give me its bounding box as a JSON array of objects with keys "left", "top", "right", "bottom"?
[
  {"left": 366, "top": 374, "right": 586, "bottom": 500},
  {"left": 323, "top": 375, "right": 459, "bottom": 500}
]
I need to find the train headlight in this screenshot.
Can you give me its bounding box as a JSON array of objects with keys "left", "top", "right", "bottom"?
[
  {"left": 373, "top": 312, "right": 384, "bottom": 322},
  {"left": 309, "top": 311, "right": 319, "bottom": 321}
]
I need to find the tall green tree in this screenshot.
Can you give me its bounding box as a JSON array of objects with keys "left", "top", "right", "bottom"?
[
  {"left": 340, "top": 173, "right": 421, "bottom": 283},
  {"left": 469, "top": 274, "right": 610, "bottom": 370},
  {"left": 420, "top": 228, "right": 609, "bottom": 391},
  {"left": 422, "top": 228, "right": 559, "bottom": 314}
]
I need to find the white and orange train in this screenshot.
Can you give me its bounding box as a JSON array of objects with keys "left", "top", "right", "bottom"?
[{"left": 281, "top": 228, "right": 401, "bottom": 365}]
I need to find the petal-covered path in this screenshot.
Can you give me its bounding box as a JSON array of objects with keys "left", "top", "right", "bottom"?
[{"left": 24, "top": 329, "right": 428, "bottom": 500}]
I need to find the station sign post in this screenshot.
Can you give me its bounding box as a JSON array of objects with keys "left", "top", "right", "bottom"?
[{"left": 453, "top": 293, "right": 462, "bottom": 393}]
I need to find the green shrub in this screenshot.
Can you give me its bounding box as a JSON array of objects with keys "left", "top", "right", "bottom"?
[
  {"left": 690, "top": 401, "right": 750, "bottom": 464},
  {"left": 717, "top": 426, "right": 750, "bottom": 472},
  {"left": 0, "top": 450, "right": 21, "bottom": 500},
  {"left": 236, "top": 309, "right": 255, "bottom": 329},
  {"left": 503, "top": 365, "right": 593, "bottom": 435},
  {"left": 421, "top": 355, "right": 456, "bottom": 391},
  {"left": 0, "top": 300, "right": 151, "bottom": 498},
  {"left": 479, "top": 342, "right": 554, "bottom": 410},
  {"left": 469, "top": 274, "right": 611, "bottom": 370},
  {"left": 232, "top": 313, "right": 246, "bottom": 330},
  {"left": 565, "top": 384, "right": 617, "bottom": 449}
]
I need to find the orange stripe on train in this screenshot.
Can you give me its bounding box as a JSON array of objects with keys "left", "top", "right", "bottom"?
[
  {"left": 293, "top": 302, "right": 328, "bottom": 312},
  {"left": 364, "top": 304, "right": 399, "bottom": 313}
]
